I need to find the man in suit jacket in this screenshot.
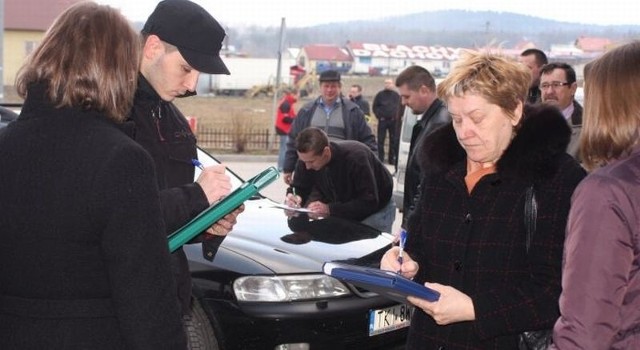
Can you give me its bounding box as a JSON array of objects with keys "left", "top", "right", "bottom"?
[{"left": 539, "top": 62, "right": 582, "bottom": 159}]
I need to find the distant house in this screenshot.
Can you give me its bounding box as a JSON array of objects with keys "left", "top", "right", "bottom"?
[
  {"left": 297, "top": 44, "right": 352, "bottom": 74},
  {"left": 345, "top": 42, "right": 462, "bottom": 77},
  {"left": 575, "top": 36, "right": 612, "bottom": 53},
  {"left": 3, "top": 0, "right": 82, "bottom": 86}
]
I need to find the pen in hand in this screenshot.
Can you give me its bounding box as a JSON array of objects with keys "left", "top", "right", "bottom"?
[
  {"left": 191, "top": 158, "right": 205, "bottom": 170},
  {"left": 397, "top": 229, "right": 407, "bottom": 273}
]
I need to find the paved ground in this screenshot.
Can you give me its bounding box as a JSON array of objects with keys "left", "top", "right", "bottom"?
[{"left": 219, "top": 154, "right": 403, "bottom": 235}]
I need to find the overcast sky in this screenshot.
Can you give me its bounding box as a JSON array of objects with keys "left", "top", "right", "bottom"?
[{"left": 96, "top": 0, "right": 640, "bottom": 27}]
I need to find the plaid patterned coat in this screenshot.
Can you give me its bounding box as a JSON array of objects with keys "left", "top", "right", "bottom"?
[{"left": 405, "top": 105, "right": 586, "bottom": 349}]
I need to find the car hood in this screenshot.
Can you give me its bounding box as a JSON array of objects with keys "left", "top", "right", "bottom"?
[{"left": 185, "top": 196, "right": 395, "bottom": 275}]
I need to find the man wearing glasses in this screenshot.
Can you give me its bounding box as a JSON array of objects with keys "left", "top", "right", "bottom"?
[{"left": 539, "top": 62, "right": 583, "bottom": 159}]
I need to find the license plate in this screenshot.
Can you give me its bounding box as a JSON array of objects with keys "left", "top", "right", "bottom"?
[{"left": 368, "top": 304, "right": 413, "bottom": 336}]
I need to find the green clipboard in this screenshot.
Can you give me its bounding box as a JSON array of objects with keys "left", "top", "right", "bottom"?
[{"left": 167, "top": 166, "right": 279, "bottom": 253}]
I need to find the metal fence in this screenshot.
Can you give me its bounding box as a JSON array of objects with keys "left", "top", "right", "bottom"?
[{"left": 195, "top": 125, "right": 279, "bottom": 152}]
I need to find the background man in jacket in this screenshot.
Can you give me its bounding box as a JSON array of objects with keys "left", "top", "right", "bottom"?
[
  {"left": 276, "top": 88, "right": 298, "bottom": 171},
  {"left": 395, "top": 65, "right": 451, "bottom": 227},
  {"left": 539, "top": 62, "right": 582, "bottom": 158},
  {"left": 518, "top": 48, "right": 548, "bottom": 104},
  {"left": 372, "top": 78, "right": 401, "bottom": 164},
  {"left": 348, "top": 84, "right": 371, "bottom": 116},
  {"left": 286, "top": 127, "right": 395, "bottom": 233},
  {"left": 282, "top": 70, "right": 377, "bottom": 185}
]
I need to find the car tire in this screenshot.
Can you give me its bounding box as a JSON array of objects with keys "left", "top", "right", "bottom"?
[{"left": 184, "top": 298, "right": 220, "bottom": 350}]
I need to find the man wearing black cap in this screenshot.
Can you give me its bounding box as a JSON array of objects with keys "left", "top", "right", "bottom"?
[
  {"left": 282, "top": 69, "right": 377, "bottom": 185},
  {"left": 125, "top": 0, "right": 243, "bottom": 343}
]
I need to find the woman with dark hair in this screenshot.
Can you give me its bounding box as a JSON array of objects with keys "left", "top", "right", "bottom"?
[
  {"left": 381, "top": 51, "right": 586, "bottom": 349},
  {"left": 0, "top": 2, "right": 186, "bottom": 349},
  {"left": 551, "top": 41, "right": 640, "bottom": 349}
]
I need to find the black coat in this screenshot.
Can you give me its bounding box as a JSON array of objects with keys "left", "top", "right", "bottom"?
[
  {"left": 127, "top": 75, "right": 225, "bottom": 314},
  {"left": 405, "top": 105, "right": 586, "bottom": 349},
  {"left": 292, "top": 141, "right": 393, "bottom": 220},
  {"left": 372, "top": 89, "right": 401, "bottom": 120},
  {"left": 0, "top": 83, "right": 186, "bottom": 349},
  {"left": 402, "top": 98, "right": 451, "bottom": 227}
]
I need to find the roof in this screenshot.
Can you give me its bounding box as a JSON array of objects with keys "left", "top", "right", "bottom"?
[
  {"left": 5, "top": 0, "right": 83, "bottom": 31},
  {"left": 302, "top": 44, "right": 352, "bottom": 62},
  {"left": 575, "top": 36, "right": 612, "bottom": 52}
]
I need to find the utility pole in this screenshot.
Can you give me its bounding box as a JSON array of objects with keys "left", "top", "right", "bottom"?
[{"left": 269, "top": 17, "right": 286, "bottom": 151}]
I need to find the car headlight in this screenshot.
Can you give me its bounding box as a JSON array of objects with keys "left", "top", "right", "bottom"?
[{"left": 233, "top": 274, "right": 351, "bottom": 302}]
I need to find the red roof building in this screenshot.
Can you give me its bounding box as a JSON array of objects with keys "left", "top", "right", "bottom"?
[
  {"left": 298, "top": 44, "right": 352, "bottom": 74},
  {"left": 575, "top": 36, "right": 612, "bottom": 53}
]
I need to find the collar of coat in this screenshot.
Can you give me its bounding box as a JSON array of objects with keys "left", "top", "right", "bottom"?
[{"left": 418, "top": 104, "right": 571, "bottom": 184}]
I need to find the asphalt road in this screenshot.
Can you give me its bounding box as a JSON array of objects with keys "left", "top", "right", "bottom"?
[{"left": 222, "top": 157, "right": 403, "bottom": 235}]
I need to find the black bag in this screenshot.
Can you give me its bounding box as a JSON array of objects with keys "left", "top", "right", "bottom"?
[{"left": 518, "top": 186, "right": 553, "bottom": 350}]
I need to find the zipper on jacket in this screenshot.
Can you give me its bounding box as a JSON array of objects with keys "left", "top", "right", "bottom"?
[{"left": 151, "top": 104, "right": 165, "bottom": 142}]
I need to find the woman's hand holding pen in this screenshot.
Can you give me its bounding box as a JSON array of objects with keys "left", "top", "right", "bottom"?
[
  {"left": 380, "top": 245, "right": 419, "bottom": 280},
  {"left": 196, "top": 164, "right": 231, "bottom": 204}
]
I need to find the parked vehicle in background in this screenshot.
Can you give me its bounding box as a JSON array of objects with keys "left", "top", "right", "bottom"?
[
  {"left": 184, "top": 148, "right": 409, "bottom": 350},
  {"left": 0, "top": 105, "right": 19, "bottom": 130},
  {"left": 392, "top": 107, "right": 420, "bottom": 212}
]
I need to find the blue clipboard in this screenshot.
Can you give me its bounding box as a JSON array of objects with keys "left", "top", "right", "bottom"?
[
  {"left": 167, "top": 166, "right": 279, "bottom": 252},
  {"left": 323, "top": 261, "right": 440, "bottom": 304}
]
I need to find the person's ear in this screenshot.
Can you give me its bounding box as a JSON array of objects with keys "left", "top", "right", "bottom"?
[
  {"left": 323, "top": 146, "right": 331, "bottom": 158},
  {"left": 142, "top": 34, "right": 164, "bottom": 60}
]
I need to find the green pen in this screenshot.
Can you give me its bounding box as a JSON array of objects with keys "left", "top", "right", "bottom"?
[{"left": 291, "top": 187, "right": 299, "bottom": 208}]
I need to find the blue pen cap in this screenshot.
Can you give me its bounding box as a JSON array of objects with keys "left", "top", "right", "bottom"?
[{"left": 399, "top": 229, "right": 407, "bottom": 247}]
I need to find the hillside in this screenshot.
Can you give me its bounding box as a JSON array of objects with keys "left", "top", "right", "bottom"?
[{"left": 223, "top": 10, "right": 640, "bottom": 57}]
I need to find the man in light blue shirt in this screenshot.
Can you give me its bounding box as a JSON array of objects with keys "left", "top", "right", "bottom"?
[{"left": 282, "top": 70, "right": 377, "bottom": 185}]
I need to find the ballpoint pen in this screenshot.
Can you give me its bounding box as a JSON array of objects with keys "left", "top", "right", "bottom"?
[
  {"left": 191, "top": 158, "right": 205, "bottom": 170},
  {"left": 397, "top": 229, "right": 407, "bottom": 273},
  {"left": 291, "top": 187, "right": 300, "bottom": 208}
]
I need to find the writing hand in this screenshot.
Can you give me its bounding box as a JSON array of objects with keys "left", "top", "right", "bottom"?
[{"left": 196, "top": 164, "right": 231, "bottom": 204}]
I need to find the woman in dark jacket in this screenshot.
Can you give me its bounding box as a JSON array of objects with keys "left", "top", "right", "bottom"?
[
  {"left": 0, "top": 3, "right": 186, "bottom": 349},
  {"left": 381, "top": 51, "right": 586, "bottom": 349}
]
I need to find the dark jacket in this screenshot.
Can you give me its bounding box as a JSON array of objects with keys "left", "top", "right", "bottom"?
[
  {"left": 127, "top": 75, "right": 225, "bottom": 314},
  {"left": 292, "top": 141, "right": 393, "bottom": 221},
  {"left": 402, "top": 99, "right": 451, "bottom": 227},
  {"left": 283, "top": 96, "right": 377, "bottom": 173},
  {"left": 566, "top": 100, "right": 583, "bottom": 159},
  {"left": 0, "top": 83, "right": 186, "bottom": 349},
  {"left": 372, "top": 89, "right": 401, "bottom": 120},
  {"left": 527, "top": 86, "right": 542, "bottom": 104},
  {"left": 405, "top": 106, "right": 586, "bottom": 349},
  {"left": 351, "top": 94, "right": 371, "bottom": 115}
]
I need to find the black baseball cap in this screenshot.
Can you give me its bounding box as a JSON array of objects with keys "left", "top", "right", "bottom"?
[
  {"left": 142, "top": 0, "right": 230, "bottom": 75},
  {"left": 319, "top": 70, "right": 341, "bottom": 82}
]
